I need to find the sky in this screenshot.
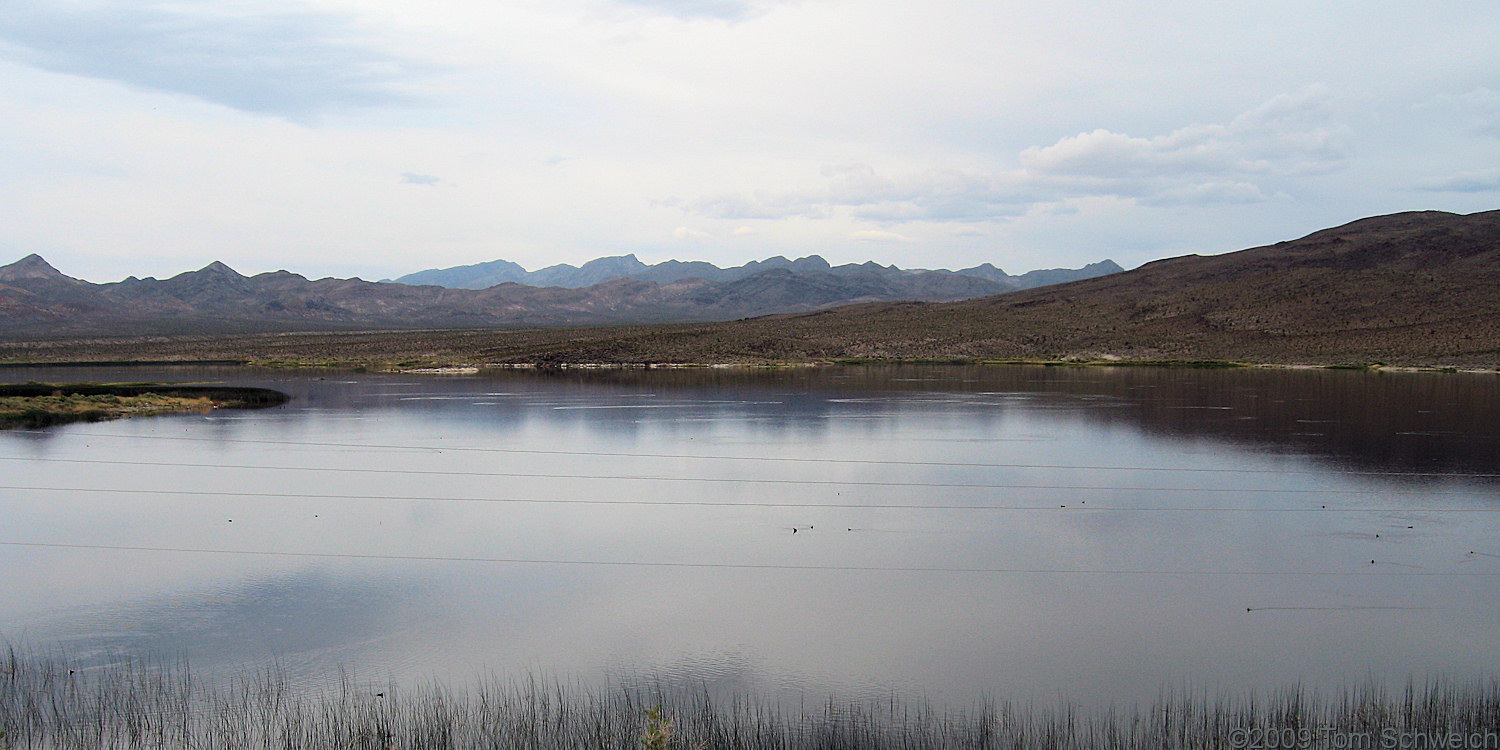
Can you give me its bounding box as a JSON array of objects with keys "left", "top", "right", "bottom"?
[{"left": 1, "top": 0, "right": 1498, "bottom": 283}]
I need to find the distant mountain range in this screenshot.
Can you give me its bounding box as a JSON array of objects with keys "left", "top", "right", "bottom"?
[
  {"left": 390, "top": 253, "right": 1122, "bottom": 292},
  {"left": 440, "top": 209, "right": 1495, "bottom": 367},
  {"left": 0, "top": 253, "right": 1121, "bottom": 338},
  {"left": 5, "top": 211, "right": 1496, "bottom": 368}
]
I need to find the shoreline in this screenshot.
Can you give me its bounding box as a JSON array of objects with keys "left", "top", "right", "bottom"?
[{"left": 2, "top": 357, "right": 1496, "bottom": 376}]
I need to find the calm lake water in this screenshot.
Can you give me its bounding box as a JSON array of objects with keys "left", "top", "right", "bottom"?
[{"left": 2, "top": 364, "right": 1498, "bottom": 707}]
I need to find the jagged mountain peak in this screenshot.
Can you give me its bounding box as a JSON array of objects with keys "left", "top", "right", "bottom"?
[
  {"left": 392, "top": 252, "right": 1116, "bottom": 291},
  {"left": 577, "top": 254, "right": 648, "bottom": 271},
  {"left": 0, "top": 254, "right": 72, "bottom": 282},
  {"left": 197, "top": 261, "right": 244, "bottom": 277}
]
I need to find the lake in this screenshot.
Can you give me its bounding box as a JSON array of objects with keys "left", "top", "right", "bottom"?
[{"left": 2, "top": 364, "right": 1498, "bottom": 708}]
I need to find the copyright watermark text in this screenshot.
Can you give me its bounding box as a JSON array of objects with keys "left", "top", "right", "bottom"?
[{"left": 1227, "top": 726, "right": 1499, "bottom": 749}]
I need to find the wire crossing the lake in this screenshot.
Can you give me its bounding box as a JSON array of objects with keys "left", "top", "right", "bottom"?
[
  {"left": 4, "top": 540, "right": 1499, "bottom": 577},
  {"left": 0, "top": 456, "right": 1483, "bottom": 495},
  {"left": 1, "top": 483, "right": 1497, "bottom": 513}
]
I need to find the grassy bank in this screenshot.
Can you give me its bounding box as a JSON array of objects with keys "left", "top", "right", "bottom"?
[
  {"left": 0, "top": 383, "right": 289, "bottom": 429},
  {"left": 2, "top": 651, "right": 1498, "bottom": 749}
]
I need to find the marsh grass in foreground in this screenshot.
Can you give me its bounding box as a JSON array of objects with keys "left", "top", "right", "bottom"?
[{"left": 3, "top": 651, "right": 1500, "bottom": 749}]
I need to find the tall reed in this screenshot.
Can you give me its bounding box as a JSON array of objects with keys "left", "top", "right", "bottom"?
[{"left": 3, "top": 648, "right": 1498, "bottom": 749}]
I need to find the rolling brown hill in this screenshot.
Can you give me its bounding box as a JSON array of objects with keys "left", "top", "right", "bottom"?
[{"left": 1, "top": 210, "right": 1497, "bottom": 367}]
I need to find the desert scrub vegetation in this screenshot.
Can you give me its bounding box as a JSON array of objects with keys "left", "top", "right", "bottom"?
[
  {"left": 0, "top": 392, "right": 211, "bottom": 428},
  {"left": 3, "top": 650, "right": 1500, "bottom": 750},
  {"left": 0, "top": 383, "right": 288, "bottom": 429}
]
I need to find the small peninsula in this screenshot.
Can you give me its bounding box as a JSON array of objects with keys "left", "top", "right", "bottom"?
[{"left": 0, "top": 383, "right": 289, "bottom": 429}]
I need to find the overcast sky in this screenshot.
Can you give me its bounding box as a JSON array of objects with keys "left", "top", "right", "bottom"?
[{"left": 2, "top": 0, "right": 1497, "bottom": 283}]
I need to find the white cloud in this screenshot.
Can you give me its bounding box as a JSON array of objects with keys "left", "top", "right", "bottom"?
[
  {"left": 1423, "top": 87, "right": 1500, "bottom": 112},
  {"left": 604, "top": 0, "right": 787, "bottom": 21},
  {"left": 1020, "top": 85, "right": 1348, "bottom": 179},
  {"left": 672, "top": 226, "right": 712, "bottom": 240},
  {"left": 850, "top": 230, "right": 918, "bottom": 244},
  {"left": 681, "top": 87, "right": 1350, "bottom": 225},
  {"left": 690, "top": 165, "right": 1031, "bottom": 222},
  {"left": 681, "top": 88, "right": 1346, "bottom": 225},
  {"left": 3, "top": 1, "right": 1499, "bottom": 280},
  {"left": 1421, "top": 87, "right": 1500, "bottom": 137},
  {"left": 948, "top": 226, "right": 989, "bottom": 237},
  {"left": 401, "top": 172, "right": 441, "bottom": 186},
  {"left": 0, "top": 0, "right": 437, "bottom": 118},
  {"left": 688, "top": 192, "right": 831, "bottom": 220},
  {"left": 1414, "top": 170, "right": 1500, "bottom": 193},
  {"left": 1141, "top": 182, "right": 1271, "bottom": 207}
]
